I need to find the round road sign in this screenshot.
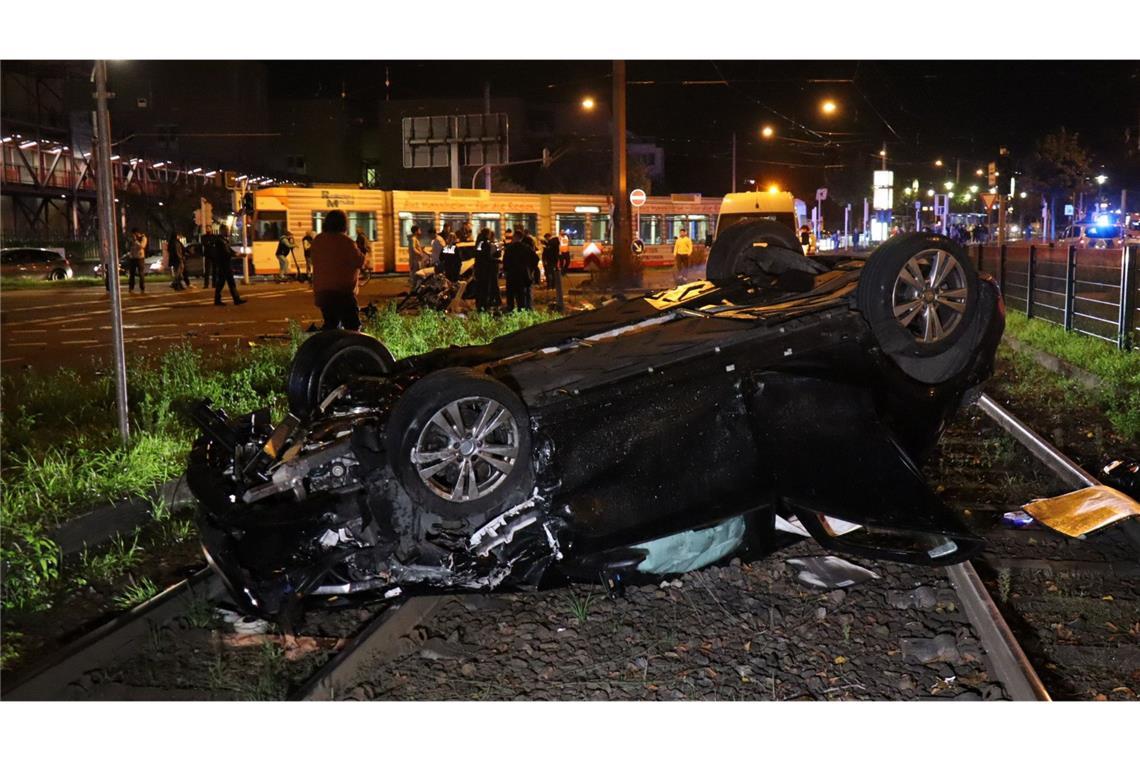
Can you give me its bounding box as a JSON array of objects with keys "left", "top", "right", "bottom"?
[{"left": 629, "top": 188, "right": 647, "bottom": 207}]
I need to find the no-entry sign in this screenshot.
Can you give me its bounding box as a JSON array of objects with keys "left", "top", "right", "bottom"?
[{"left": 630, "top": 188, "right": 647, "bottom": 207}]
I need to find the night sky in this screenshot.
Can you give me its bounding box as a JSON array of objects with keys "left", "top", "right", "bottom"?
[{"left": 264, "top": 59, "right": 1139, "bottom": 195}]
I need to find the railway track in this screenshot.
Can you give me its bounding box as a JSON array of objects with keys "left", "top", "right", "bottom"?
[{"left": 4, "top": 395, "right": 1133, "bottom": 701}]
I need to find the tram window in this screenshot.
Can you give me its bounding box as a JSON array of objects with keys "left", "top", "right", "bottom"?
[
  {"left": 440, "top": 213, "right": 468, "bottom": 235},
  {"left": 473, "top": 212, "right": 502, "bottom": 239},
  {"left": 399, "top": 212, "right": 435, "bottom": 244},
  {"left": 347, "top": 212, "right": 376, "bottom": 240},
  {"left": 590, "top": 214, "right": 611, "bottom": 243},
  {"left": 638, "top": 215, "right": 662, "bottom": 244},
  {"left": 504, "top": 213, "right": 537, "bottom": 236},
  {"left": 255, "top": 211, "right": 287, "bottom": 241},
  {"left": 555, "top": 214, "right": 586, "bottom": 245},
  {"left": 665, "top": 214, "right": 709, "bottom": 243}
]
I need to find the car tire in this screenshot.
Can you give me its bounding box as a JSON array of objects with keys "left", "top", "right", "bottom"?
[
  {"left": 286, "top": 330, "right": 395, "bottom": 417},
  {"left": 48, "top": 268, "right": 67, "bottom": 281},
  {"left": 386, "top": 368, "right": 534, "bottom": 519},
  {"left": 855, "top": 233, "right": 984, "bottom": 382},
  {"left": 705, "top": 220, "right": 808, "bottom": 282}
]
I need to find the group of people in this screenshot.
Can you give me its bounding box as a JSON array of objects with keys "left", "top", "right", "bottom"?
[{"left": 407, "top": 222, "right": 570, "bottom": 312}]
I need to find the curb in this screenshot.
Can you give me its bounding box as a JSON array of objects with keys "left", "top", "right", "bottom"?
[
  {"left": 1002, "top": 335, "right": 1107, "bottom": 393},
  {"left": 48, "top": 476, "right": 198, "bottom": 558}
]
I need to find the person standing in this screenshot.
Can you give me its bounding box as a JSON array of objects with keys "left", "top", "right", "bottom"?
[
  {"left": 407, "top": 224, "right": 426, "bottom": 288},
  {"left": 503, "top": 229, "right": 539, "bottom": 311},
  {"left": 440, "top": 232, "right": 461, "bottom": 282},
  {"left": 205, "top": 224, "right": 245, "bottom": 306},
  {"left": 167, "top": 231, "right": 190, "bottom": 290},
  {"left": 429, "top": 226, "right": 446, "bottom": 268},
  {"left": 473, "top": 228, "right": 501, "bottom": 311},
  {"left": 311, "top": 210, "right": 365, "bottom": 330},
  {"left": 558, "top": 229, "right": 571, "bottom": 273},
  {"left": 673, "top": 226, "right": 693, "bottom": 282},
  {"left": 302, "top": 230, "right": 315, "bottom": 280},
  {"left": 275, "top": 231, "right": 296, "bottom": 283},
  {"left": 127, "top": 228, "right": 148, "bottom": 293},
  {"left": 542, "top": 232, "right": 564, "bottom": 312}
]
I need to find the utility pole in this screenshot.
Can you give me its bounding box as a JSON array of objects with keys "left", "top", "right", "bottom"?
[
  {"left": 611, "top": 60, "right": 634, "bottom": 286},
  {"left": 483, "top": 82, "right": 492, "bottom": 192},
  {"left": 93, "top": 60, "right": 130, "bottom": 444},
  {"left": 731, "top": 132, "right": 737, "bottom": 192}
]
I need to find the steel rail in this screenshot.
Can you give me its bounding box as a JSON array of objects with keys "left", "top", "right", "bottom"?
[
  {"left": 2, "top": 567, "right": 223, "bottom": 700},
  {"left": 292, "top": 595, "right": 447, "bottom": 701}
]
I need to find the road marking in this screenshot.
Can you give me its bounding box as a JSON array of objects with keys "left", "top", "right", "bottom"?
[
  {"left": 127, "top": 306, "right": 172, "bottom": 314},
  {"left": 1, "top": 356, "right": 27, "bottom": 363},
  {"left": 61, "top": 339, "right": 99, "bottom": 345},
  {"left": 59, "top": 327, "right": 95, "bottom": 332},
  {"left": 10, "top": 329, "right": 48, "bottom": 334},
  {"left": 9, "top": 342, "right": 48, "bottom": 347}
]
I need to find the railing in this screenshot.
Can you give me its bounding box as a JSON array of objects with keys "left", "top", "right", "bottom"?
[{"left": 970, "top": 242, "right": 1139, "bottom": 351}]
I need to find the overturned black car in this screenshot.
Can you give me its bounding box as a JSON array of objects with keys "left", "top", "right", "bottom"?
[{"left": 187, "top": 222, "right": 1004, "bottom": 619}]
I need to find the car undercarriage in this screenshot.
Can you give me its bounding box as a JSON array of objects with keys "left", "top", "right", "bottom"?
[{"left": 187, "top": 224, "right": 1005, "bottom": 620}]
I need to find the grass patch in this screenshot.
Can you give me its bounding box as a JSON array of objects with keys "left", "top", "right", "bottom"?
[
  {"left": 112, "top": 576, "right": 159, "bottom": 610},
  {"left": 1004, "top": 312, "right": 1140, "bottom": 440},
  {"left": 1, "top": 305, "right": 559, "bottom": 620},
  {"left": 0, "top": 276, "right": 106, "bottom": 290}
]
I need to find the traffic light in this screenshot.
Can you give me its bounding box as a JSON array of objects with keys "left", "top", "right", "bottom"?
[{"left": 242, "top": 192, "right": 255, "bottom": 216}]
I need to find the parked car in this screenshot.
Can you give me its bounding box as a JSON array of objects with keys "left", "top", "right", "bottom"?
[
  {"left": 92, "top": 252, "right": 164, "bottom": 278},
  {"left": 188, "top": 223, "right": 1005, "bottom": 620},
  {"left": 0, "top": 247, "right": 73, "bottom": 280}
]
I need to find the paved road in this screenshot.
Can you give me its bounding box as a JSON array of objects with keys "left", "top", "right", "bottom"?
[
  {"left": 0, "top": 276, "right": 414, "bottom": 374},
  {"left": 1, "top": 272, "right": 610, "bottom": 375}
]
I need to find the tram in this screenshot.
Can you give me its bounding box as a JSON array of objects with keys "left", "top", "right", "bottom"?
[{"left": 248, "top": 185, "right": 723, "bottom": 275}]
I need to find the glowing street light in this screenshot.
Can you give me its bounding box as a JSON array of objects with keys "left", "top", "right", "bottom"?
[
  {"left": 927, "top": 189, "right": 935, "bottom": 197},
  {"left": 969, "top": 185, "right": 979, "bottom": 193},
  {"left": 975, "top": 168, "right": 984, "bottom": 176},
  {"left": 760, "top": 125, "right": 774, "bottom": 139},
  {"left": 1019, "top": 191, "right": 1028, "bottom": 198},
  {"left": 944, "top": 181, "right": 954, "bottom": 190},
  {"left": 820, "top": 99, "right": 838, "bottom": 115},
  {"left": 934, "top": 159, "right": 943, "bottom": 168},
  {"left": 1095, "top": 174, "right": 1108, "bottom": 185},
  {"left": 580, "top": 96, "right": 596, "bottom": 111},
  {"left": 767, "top": 183, "right": 780, "bottom": 193}
]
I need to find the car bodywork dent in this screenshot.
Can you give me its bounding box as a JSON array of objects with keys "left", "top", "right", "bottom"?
[{"left": 187, "top": 229, "right": 1005, "bottom": 619}]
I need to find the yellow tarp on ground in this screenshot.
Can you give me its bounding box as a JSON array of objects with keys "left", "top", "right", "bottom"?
[{"left": 1023, "top": 485, "right": 1140, "bottom": 538}]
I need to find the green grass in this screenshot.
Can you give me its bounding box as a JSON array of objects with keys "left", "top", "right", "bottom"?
[
  {"left": 0, "top": 276, "right": 106, "bottom": 290},
  {"left": 1, "top": 305, "right": 559, "bottom": 617},
  {"left": 112, "top": 576, "right": 159, "bottom": 610},
  {"left": 1004, "top": 312, "right": 1140, "bottom": 440}
]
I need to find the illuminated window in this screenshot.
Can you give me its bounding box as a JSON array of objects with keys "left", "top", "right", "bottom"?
[
  {"left": 504, "top": 213, "right": 538, "bottom": 236},
  {"left": 473, "top": 212, "right": 503, "bottom": 239},
  {"left": 665, "top": 214, "right": 709, "bottom": 243},
  {"left": 589, "top": 214, "right": 611, "bottom": 243},
  {"left": 255, "top": 211, "right": 287, "bottom": 241},
  {"left": 638, "top": 214, "right": 662, "bottom": 244},
  {"left": 555, "top": 214, "right": 586, "bottom": 244},
  {"left": 399, "top": 211, "right": 436, "bottom": 245}
]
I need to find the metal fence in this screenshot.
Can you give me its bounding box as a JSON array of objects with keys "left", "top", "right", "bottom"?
[{"left": 969, "top": 243, "right": 1139, "bottom": 351}]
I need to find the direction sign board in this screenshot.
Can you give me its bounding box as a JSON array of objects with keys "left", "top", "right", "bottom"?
[
  {"left": 629, "top": 188, "right": 647, "bottom": 207},
  {"left": 816, "top": 187, "right": 828, "bottom": 202},
  {"left": 981, "top": 193, "right": 998, "bottom": 211}
]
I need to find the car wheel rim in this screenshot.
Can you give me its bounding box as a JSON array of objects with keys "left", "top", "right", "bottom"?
[
  {"left": 891, "top": 249, "right": 969, "bottom": 344},
  {"left": 412, "top": 395, "right": 520, "bottom": 502}
]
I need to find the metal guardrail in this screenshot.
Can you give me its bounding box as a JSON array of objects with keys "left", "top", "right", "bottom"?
[{"left": 970, "top": 242, "right": 1139, "bottom": 350}]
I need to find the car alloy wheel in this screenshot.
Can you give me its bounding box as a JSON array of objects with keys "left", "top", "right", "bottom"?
[
  {"left": 890, "top": 249, "right": 969, "bottom": 344},
  {"left": 411, "top": 395, "right": 520, "bottom": 502}
]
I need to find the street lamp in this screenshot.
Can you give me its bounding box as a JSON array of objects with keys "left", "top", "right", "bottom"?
[
  {"left": 1095, "top": 174, "right": 1108, "bottom": 185},
  {"left": 944, "top": 181, "right": 954, "bottom": 190},
  {"left": 934, "top": 159, "right": 944, "bottom": 168},
  {"left": 760, "top": 125, "right": 774, "bottom": 139},
  {"left": 975, "top": 168, "right": 984, "bottom": 176},
  {"left": 969, "top": 185, "right": 979, "bottom": 193},
  {"left": 820, "top": 99, "right": 838, "bottom": 115},
  {"left": 927, "top": 189, "right": 935, "bottom": 197},
  {"left": 580, "top": 96, "right": 596, "bottom": 111}
]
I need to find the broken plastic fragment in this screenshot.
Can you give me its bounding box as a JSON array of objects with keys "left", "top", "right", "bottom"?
[
  {"left": 633, "top": 516, "right": 746, "bottom": 575},
  {"left": 785, "top": 556, "right": 880, "bottom": 589},
  {"left": 1001, "top": 510, "right": 1035, "bottom": 529},
  {"left": 1022, "top": 485, "right": 1140, "bottom": 538}
]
